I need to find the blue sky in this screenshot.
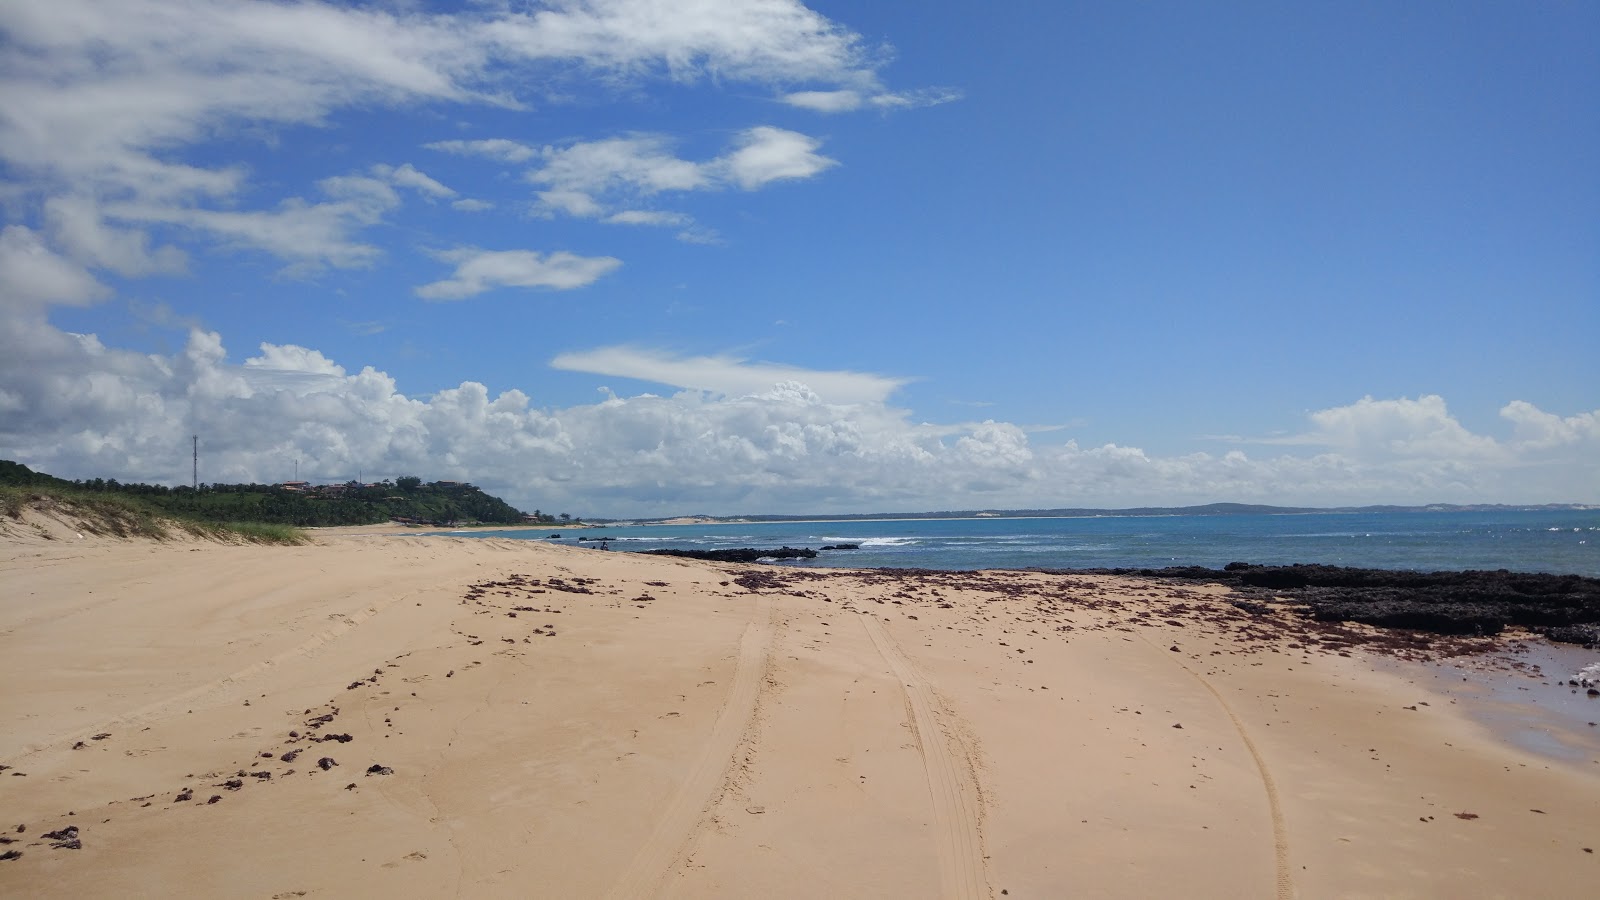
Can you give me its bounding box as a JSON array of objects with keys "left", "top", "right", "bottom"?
[{"left": 2, "top": 0, "right": 1596, "bottom": 516}]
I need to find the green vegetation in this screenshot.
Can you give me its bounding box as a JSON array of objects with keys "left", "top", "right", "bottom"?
[
  {"left": 0, "top": 460, "right": 540, "bottom": 530},
  {"left": 0, "top": 482, "right": 308, "bottom": 544}
]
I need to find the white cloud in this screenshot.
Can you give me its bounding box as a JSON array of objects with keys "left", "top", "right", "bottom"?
[
  {"left": 527, "top": 135, "right": 712, "bottom": 220},
  {"left": 524, "top": 127, "right": 836, "bottom": 222},
  {"left": 1, "top": 314, "right": 1595, "bottom": 514},
  {"left": 549, "top": 346, "right": 911, "bottom": 404},
  {"left": 1303, "top": 395, "right": 1504, "bottom": 461},
  {"left": 451, "top": 198, "right": 495, "bottom": 212},
  {"left": 717, "top": 126, "right": 837, "bottom": 189},
  {"left": 415, "top": 247, "right": 622, "bottom": 300},
  {"left": 1501, "top": 400, "right": 1600, "bottom": 450},
  {"left": 780, "top": 87, "right": 961, "bottom": 113},
  {"left": 867, "top": 87, "right": 964, "bottom": 110},
  {"left": 425, "top": 138, "right": 539, "bottom": 163},
  {"left": 606, "top": 210, "right": 691, "bottom": 226},
  {"left": 104, "top": 173, "right": 402, "bottom": 273},
  {"left": 0, "top": 225, "right": 110, "bottom": 310},
  {"left": 373, "top": 163, "right": 456, "bottom": 199},
  {"left": 534, "top": 189, "right": 606, "bottom": 218},
  {"left": 482, "top": 0, "right": 879, "bottom": 87},
  {"left": 44, "top": 195, "right": 187, "bottom": 276},
  {"left": 781, "top": 90, "right": 864, "bottom": 112},
  {"left": 1, "top": 0, "right": 910, "bottom": 293}
]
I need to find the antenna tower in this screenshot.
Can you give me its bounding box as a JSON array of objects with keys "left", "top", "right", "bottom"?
[{"left": 192, "top": 435, "right": 198, "bottom": 490}]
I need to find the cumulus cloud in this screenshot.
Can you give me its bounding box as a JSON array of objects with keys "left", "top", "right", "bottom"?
[
  {"left": 1302, "top": 395, "right": 1504, "bottom": 461},
  {"left": 1, "top": 315, "right": 1596, "bottom": 515},
  {"left": 716, "top": 126, "right": 837, "bottom": 189},
  {"left": 415, "top": 247, "right": 622, "bottom": 300},
  {"left": 1500, "top": 401, "right": 1600, "bottom": 450}
]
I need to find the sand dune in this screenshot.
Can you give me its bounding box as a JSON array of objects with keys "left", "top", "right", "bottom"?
[{"left": 2, "top": 523, "right": 1596, "bottom": 897}]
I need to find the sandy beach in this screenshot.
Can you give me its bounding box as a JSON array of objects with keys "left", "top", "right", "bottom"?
[{"left": 2, "top": 517, "right": 1597, "bottom": 898}]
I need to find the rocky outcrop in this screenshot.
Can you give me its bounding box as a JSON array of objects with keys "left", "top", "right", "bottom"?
[
  {"left": 1040, "top": 563, "right": 1600, "bottom": 645},
  {"left": 641, "top": 547, "right": 818, "bottom": 563}
]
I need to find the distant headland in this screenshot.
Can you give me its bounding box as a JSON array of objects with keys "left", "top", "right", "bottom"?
[{"left": 605, "top": 501, "right": 1594, "bottom": 526}]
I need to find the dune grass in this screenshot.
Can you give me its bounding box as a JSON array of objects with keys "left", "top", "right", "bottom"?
[{"left": 0, "top": 485, "right": 308, "bottom": 545}]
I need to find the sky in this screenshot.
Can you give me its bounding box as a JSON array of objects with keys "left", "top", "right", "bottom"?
[{"left": 0, "top": 0, "right": 1596, "bottom": 518}]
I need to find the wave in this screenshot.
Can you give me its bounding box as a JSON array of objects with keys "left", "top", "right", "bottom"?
[{"left": 844, "top": 536, "right": 921, "bottom": 547}]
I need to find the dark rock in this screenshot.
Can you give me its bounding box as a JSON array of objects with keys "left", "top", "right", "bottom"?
[
  {"left": 318, "top": 733, "right": 353, "bottom": 744},
  {"left": 281, "top": 749, "right": 301, "bottom": 763},
  {"left": 0, "top": 850, "right": 20, "bottom": 861},
  {"left": 820, "top": 544, "right": 860, "bottom": 551},
  {"left": 1545, "top": 625, "right": 1599, "bottom": 647},
  {"left": 174, "top": 789, "right": 193, "bottom": 802},
  {"left": 643, "top": 547, "right": 818, "bottom": 563},
  {"left": 365, "top": 764, "right": 393, "bottom": 776},
  {"left": 1051, "top": 564, "right": 1600, "bottom": 642},
  {"left": 317, "top": 757, "right": 337, "bottom": 771}
]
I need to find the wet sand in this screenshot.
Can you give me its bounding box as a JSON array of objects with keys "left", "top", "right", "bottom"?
[{"left": 2, "top": 517, "right": 1597, "bottom": 897}]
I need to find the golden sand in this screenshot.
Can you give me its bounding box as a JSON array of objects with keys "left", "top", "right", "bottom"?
[{"left": 2, "top": 517, "right": 1596, "bottom": 897}]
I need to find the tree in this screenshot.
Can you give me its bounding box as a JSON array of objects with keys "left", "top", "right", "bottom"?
[
  {"left": 396, "top": 475, "right": 422, "bottom": 492},
  {"left": 559, "top": 513, "right": 571, "bottom": 522}
]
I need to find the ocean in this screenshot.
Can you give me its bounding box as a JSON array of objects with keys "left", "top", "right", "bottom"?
[{"left": 458, "top": 509, "right": 1600, "bottom": 577}]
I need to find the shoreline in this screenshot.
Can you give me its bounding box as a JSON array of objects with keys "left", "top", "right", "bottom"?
[{"left": 3, "top": 527, "right": 1596, "bottom": 896}]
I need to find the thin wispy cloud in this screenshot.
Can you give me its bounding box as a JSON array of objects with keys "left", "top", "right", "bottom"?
[
  {"left": 415, "top": 248, "right": 622, "bottom": 300},
  {"left": 549, "top": 346, "right": 910, "bottom": 405},
  {"left": 520, "top": 127, "right": 837, "bottom": 225}
]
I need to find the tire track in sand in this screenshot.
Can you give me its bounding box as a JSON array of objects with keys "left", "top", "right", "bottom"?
[
  {"left": 604, "top": 595, "right": 774, "bottom": 900},
  {"left": 860, "top": 614, "right": 989, "bottom": 900},
  {"left": 1144, "top": 635, "right": 1295, "bottom": 899}
]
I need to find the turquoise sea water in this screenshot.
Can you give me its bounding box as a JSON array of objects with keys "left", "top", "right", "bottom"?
[{"left": 457, "top": 509, "right": 1600, "bottom": 577}]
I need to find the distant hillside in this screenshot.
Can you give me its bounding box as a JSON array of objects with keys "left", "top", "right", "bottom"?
[
  {"left": 0, "top": 461, "right": 531, "bottom": 527},
  {"left": 624, "top": 501, "right": 1592, "bottom": 525}
]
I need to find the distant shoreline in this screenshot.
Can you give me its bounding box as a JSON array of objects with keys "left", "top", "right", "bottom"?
[{"left": 606, "top": 503, "right": 1597, "bottom": 528}]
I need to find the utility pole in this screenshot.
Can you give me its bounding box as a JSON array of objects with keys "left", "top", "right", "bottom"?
[{"left": 192, "top": 435, "right": 198, "bottom": 490}]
